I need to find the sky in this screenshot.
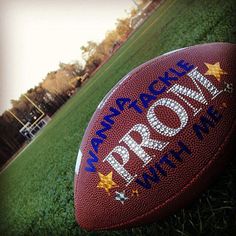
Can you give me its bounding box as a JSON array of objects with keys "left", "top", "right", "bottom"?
[{"left": 0, "top": 0, "right": 136, "bottom": 114}]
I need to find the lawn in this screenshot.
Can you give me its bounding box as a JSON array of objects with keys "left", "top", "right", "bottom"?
[{"left": 0, "top": 0, "right": 236, "bottom": 235}]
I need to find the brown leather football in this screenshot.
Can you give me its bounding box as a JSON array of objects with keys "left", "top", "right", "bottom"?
[{"left": 74, "top": 42, "right": 236, "bottom": 231}]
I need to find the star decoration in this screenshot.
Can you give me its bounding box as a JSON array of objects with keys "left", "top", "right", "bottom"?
[
  {"left": 204, "top": 62, "right": 227, "bottom": 81},
  {"left": 224, "top": 82, "right": 233, "bottom": 94},
  {"left": 97, "top": 171, "right": 118, "bottom": 195},
  {"left": 115, "top": 190, "right": 128, "bottom": 204},
  {"left": 132, "top": 189, "right": 139, "bottom": 197}
]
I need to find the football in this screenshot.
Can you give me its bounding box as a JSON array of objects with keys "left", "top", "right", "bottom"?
[{"left": 74, "top": 42, "right": 236, "bottom": 231}]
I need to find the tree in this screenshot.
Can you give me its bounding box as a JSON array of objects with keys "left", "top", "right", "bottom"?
[
  {"left": 130, "top": 8, "right": 138, "bottom": 17},
  {"left": 59, "top": 61, "right": 84, "bottom": 76},
  {"left": 81, "top": 41, "right": 98, "bottom": 61},
  {"left": 116, "top": 18, "right": 132, "bottom": 40},
  {"left": 0, "top": 112, "right": 26, "bottom": 168}
]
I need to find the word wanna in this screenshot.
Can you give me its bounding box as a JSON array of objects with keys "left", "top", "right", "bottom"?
[{"left": 84, "top": 60, "right": 222, "bottom": 186}]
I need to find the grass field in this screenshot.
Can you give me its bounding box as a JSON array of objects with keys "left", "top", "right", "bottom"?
[{"left": 1, "top": 0, "right": 236, "bottom": 235}]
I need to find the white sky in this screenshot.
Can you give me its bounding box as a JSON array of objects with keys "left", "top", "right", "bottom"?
[{"left": 0, "top": 0, "right": 135, "bottom": 114}]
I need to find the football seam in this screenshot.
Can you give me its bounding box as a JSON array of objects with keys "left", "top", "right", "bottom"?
[{"left": 94, "top": 118, "right": 236, "bottom": 231}]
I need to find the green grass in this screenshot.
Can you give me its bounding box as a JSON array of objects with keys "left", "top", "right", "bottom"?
[{"left": 1, "top": 0, "right": 236, "bottom": 235}]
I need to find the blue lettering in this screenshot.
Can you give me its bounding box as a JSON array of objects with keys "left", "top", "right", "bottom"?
[
  {"left": 96, "top": 121, "right": 112, "bottom": 139},
  {"left": 85, "top": 150, "right": 99, "bottom": 172},
  {"left": 116, "top": 97, "right": 131, "bottom": 111},
  {"left": 85, "top": 60, "right": 197, "bottom": 173},
  {"left": 136, "top": 141, "right": 191, "bottom": 189},
  {"left": 170, "top": 141, "right": 192, "bottom": 162},
  {"left": 104, "top": 107, "right": 121, "bottom": 124},
  {"left": 177, "top": 60, "right": 194, "bottom": 72},
  {"left": 193, "top": 106, "right": 222, "bottom": 140},
  {"left": 128, "top": 100, "right": 143, "bottom": 113},
  {"left": 159, "top": 72, "right": 178, "bottom": 87},
  {"left": 140, "top": 93, "right": 156, "bottom": 108},
  {"left": 193, "top": 116, "right": 215, "bottom": 140},
  {"left": 154, "top": 163, "right": 167, "bottom": 176},
  {"left": 169, "top": 68, "right": 186, "bottom": 77},
  {"left": 148, "top": 80, "right": 166, "bottom": 96},
  {"left": 91, "top": 138, "right": 103, "bottom": 153},
  {"left": 135, "top": 166, "right": 160, "bottom": 189},
  {"left": 159, "top": 155, "right": 176, "bottom": 168},
  {"left": 207, "top": 105, "right": 222, "bottom": 122}
]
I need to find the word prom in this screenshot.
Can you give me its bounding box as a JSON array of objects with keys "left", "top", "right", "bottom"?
[{"left": 84, "top": 59, "right": 223, "bottom": 187}]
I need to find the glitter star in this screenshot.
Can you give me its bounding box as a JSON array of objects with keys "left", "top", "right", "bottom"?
[
  {"left": 204, "top": 62, "right": 227, "bottom": 82},
  {"left": 115, "top": 190, "right": 128, "bottom": 204},
  {"left": 224, "top": 82, "right": 233, "bottom": 94},
  {"left": 132, "top": 189, "right": 139, "bottom": 197},
  {"left": 97, "top": 172, "right": 118, "bottom": 195}
]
